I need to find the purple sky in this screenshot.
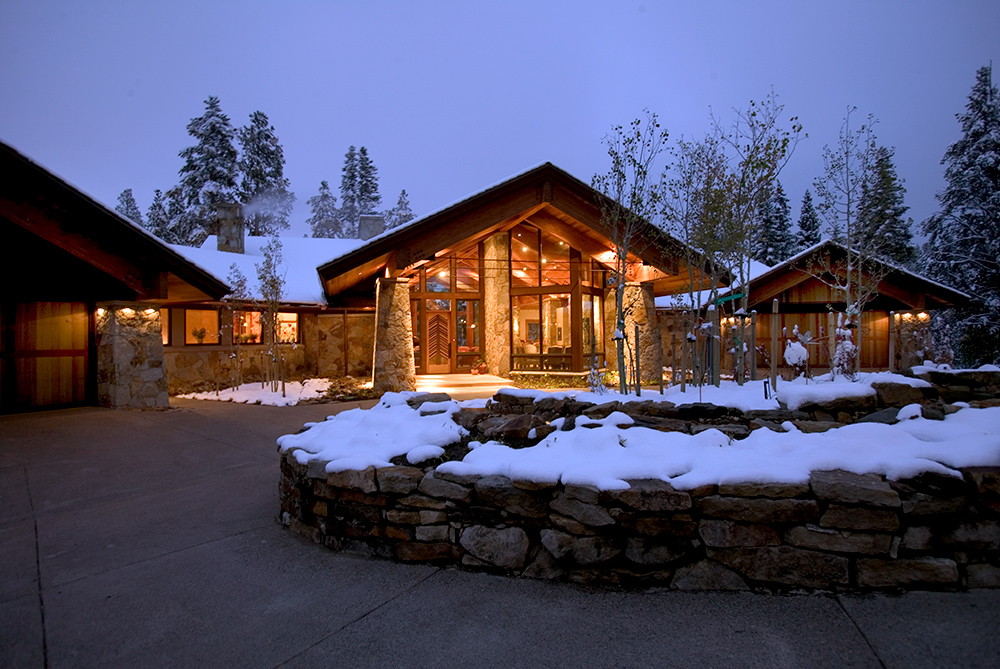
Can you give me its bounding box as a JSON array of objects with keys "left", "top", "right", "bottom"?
[{"left": 2, "top": 1, "right": 997, "bottom": 239}]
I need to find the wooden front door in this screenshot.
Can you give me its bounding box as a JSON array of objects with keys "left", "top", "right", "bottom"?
[
  {"left": 1, "top": 302, "right": 90, "bottom": 410},
  {"left": 426, "top": 309, "right": 452, "bottom": 373}
]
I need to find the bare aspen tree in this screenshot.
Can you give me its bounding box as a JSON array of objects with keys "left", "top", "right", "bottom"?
[{"left": 592, "top": 110, "right": 669, "bottom": 394}]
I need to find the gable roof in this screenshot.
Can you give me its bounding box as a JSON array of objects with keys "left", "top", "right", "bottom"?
[
  {"left": 745, "top": 240, "right": 970, "bottom": 310},
  {"left": 1, "top": 140, "right": 229, "bottom": 302},
  {"left": 317, "top": 162, "right": 719, "bottom": 299}
]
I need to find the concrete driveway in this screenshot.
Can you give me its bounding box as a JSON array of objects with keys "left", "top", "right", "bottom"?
[{"left": 2, "top": 399, "right": 998, "bottom": 668}]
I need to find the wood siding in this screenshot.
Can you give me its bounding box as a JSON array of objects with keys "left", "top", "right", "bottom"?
[{"left": 2, "top": 302, "right": 89, "bottom": 409}]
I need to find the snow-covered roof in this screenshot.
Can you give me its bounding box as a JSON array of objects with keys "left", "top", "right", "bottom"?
[
  {"left": 655, "top": 241, "right": 971, "bottom": 311},
  {"left": 168, "top": 235, "right": 365, "bottom": 304},
  {"left": 655, "top": 258, "right": 772, "bottom": 310}
]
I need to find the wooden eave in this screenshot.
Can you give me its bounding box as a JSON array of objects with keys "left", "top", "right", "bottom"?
[
  {"left": 318, "top": 162, "right": 723, "bottom": 299},
  {"left": 2, "top": 142, "right": 229, "bottom": 303}
]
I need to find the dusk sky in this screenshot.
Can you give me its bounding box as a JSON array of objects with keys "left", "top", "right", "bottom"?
[{"left": 2, "top": 1, "right": 997, "bottom": 239}]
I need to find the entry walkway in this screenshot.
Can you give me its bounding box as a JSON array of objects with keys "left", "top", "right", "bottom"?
[
  {"left": 415, "top": 373, "right": 514, "bottom": 400},
  {"left": 2, "top": 400, "right": 998, "bottom": 668}
]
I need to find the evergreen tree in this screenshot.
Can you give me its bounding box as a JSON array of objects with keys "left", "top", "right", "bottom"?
[
  {"left": 237, "top": 110, "right": 295, "bottom": 236},
  {"left": 306, "top": 181, "right": 344, "bottom": 238},
  {"left": 144, "top": 189, "right": 176, "bottom": 243},
  {"left": 339, "top": 146, "right": 359, "bottom": 236},
  {"left": 357, "top": 146, "right": 381, "bottom": 215},
  {"left": 796, "top": 189, "right": 821, "bottom": 251},
  {"left": 177, "top": 96, "right": 238, "bottom": 243},
  {"left": 115, "top": 188, "right": 144, "bottom": 226},
  {"left": 166, "top": 186, "right": 203, "bottom": 246},
  {"left": 752, "top": 180, "right": 795, "bottom": 266},
  {"left": 385, "top": 189, "right": 414, "bottom": 229},
  {"left": 922, "top": 65, "right": 1000, "bottom": 366},
  {"left": 857, "top": 146, "right": 914, "bottom": 265}
]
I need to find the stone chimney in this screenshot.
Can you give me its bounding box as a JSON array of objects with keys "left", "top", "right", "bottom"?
[
  {"left": 358, "top": 215, "right": 385, "bottom": 241},
  {"left": 214, "top": 203, "right": 245, "bottom": 253}
]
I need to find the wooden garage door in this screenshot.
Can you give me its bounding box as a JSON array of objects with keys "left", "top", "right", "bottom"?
[{"left": 5, "top": 302, "right": 90, "bottom": 408}]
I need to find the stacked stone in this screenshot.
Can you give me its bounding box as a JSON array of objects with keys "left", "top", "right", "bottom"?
[
  {"left": 279, "top": 443, "right": 1000, "bottom": 592},
  {"left": 906, "top": 368, "right": 1000, "bottom": 405}
]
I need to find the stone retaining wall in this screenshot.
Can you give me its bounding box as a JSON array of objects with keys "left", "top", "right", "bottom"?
[{"left": 279, "top": 455, "right": 1000, "bottom": 592}]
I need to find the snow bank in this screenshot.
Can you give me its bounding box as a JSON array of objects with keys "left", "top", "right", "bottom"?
[
  {"left": 775, "top": 371, "right": 930, "bottom": 411},
  {"left": 277, "top": 384, "right": 1000, "bottom": 491},
  {"left": 912, "top": 361, "right": 1000, "bottom": 374},
  {"left": 178, "top": 378, "right": 331, "bottom": 406},
  {"left": 277, "top": 392, "right": 468, "bottom": 472}
]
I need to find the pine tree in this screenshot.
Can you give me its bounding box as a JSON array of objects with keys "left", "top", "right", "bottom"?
[
  {"left": 922, "top": 65, "right": 1000, "bottom": 366},
  {"left": 796, "top": 189, "right": 821, "bottom": 251},
  {"left": 357, "top": 146, "right": 381, "bottom": 216},
  {"left": 858, "top": 146, "right": 914, "bottom": 265},
  {"left": 166, "top": 186, "right": 203, "bottom": 246},
  {"left": 177, "top": 96, "right": 238, "bottom": 243},
  {"left": 237, "top": 111, "right": 295, "bottom": 236},
  {"left": 339, "top": 146, "right": 359, "bottom": 236},
  {"left": 115, "top": 188, "right": 144, "bottom": 226},
  {"left": 144, "top": 189, "right": 176, "bottom": 243},
  {"left": 385, "top": 189, "right": 414, "bottom": 229},
  {"left": 753, "top": 181, "right": 795, "bottom": 266},
  {"left": 306, "top": 181, "right": 344, "bottom": 238}
]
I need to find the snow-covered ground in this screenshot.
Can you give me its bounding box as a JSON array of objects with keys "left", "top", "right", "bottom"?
[
  {"left": 277, "top": 373, "right": 1000, "bottom": 491},
  {"left": 178, "top": 378, "right": 332, "bottom": 406}
]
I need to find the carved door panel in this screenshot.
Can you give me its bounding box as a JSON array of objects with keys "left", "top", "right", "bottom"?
[{"left": 426, "top": 311, "right": 452, "bottom": 373}]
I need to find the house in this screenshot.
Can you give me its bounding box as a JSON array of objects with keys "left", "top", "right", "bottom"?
[
  {"left": 1, "top": 141, "right": 228, "bottom": 412},
  {"left": 655, "top": 241, "right": 970, "bottom": 377},
  {"left": 165, "top": 162, "right": 719, "bottom": 394}
]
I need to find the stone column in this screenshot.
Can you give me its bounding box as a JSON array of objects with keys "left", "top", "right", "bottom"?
[
  {"left": 96, "top": 302, "right": 169, "bottom": 409},
  {"left": 622, "top": 282, "right": 662, "bottom": 385},
  {"left": 483, "top": 232, "right": 511, "bottom": 377},
  {"left": 372, "top": 277, "right": 416, "bottom": 393}
]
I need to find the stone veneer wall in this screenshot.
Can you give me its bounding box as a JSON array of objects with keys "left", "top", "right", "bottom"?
[
  {"left": 483, "top": 232, "right": 511, "bottom": 378},
  {"left": 280, "top": 454, "right": 1000, "bottom": 591},
  {"left": 372, "top": 277, "right": 416, "bottom": 393},
  {"left": 96, "top": 301, "right": 169, "bottom": 408},
  {"left": 604, "top": 283, "right": 661, "bottom": 384}
]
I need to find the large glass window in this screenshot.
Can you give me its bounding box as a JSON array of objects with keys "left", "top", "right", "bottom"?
[
  {"left": 511, "top": 225, "right": 540, "bottom": 287},
  {"left": 234, "top": 310, "right": 262, "bottom": 344},
  {"left": 185, "top": 309, "right": 220, "bottom": 345},
  {"left": 456, "top": 299, "right": 481, "bottom": 368},
  {"left": 540, "top": 230, "right": 571, "bottom": 287},
  {"left": 276, "top": 312, "right": 299, "bottom": 343},
  {"left": 425, "top": 260, "right": 450, "bottom": 293},
  {"left": 160, "top": 308, "right": 170, "bottom": 346},
  {"left": 583, "top": 294, "right": 604, "bottom": 354},
  {"left": 411, "top": 300, "right": 421, "bottom": 371},
  {"left": 456, "top": 247, "right": 480, "bottom": 292}
]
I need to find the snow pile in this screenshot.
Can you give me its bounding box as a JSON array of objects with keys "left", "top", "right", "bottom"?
[
  {"left": 783, "top": 341, "right": 808, "bottom": 366},
  {"left": 278, "top": 392, "right": 467, "bottom": 471},
  {"left": 178, "top": 378, "right": 332, "bottom": 406},
  {"left": 774, "top": 371, "right": 930, "bottom": 411},
  {"left": 438, "top": 407, "right": 1000, "bottom": 490},
  {"left": 911, "top": 361, "right": 1000, "bottom": 375},
  {"left": 277, "top": 385, "right": 1000, "bottom": 491}
]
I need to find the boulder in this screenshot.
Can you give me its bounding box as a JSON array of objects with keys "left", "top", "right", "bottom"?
[
  {"left": 459, "top": 525, "right": 530, "bottom": 569},
  {"left": 407, "top": 392, "right": 453, "bottom": 409},
  {"left": 540, "top": 529, "right": 621, "bottom": 565},
  {"left": 872, "top": 382, "right": 925, "bottom": 408}
]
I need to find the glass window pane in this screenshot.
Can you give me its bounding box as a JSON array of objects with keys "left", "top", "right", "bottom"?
[
  {"left": 426, "top": 298, "right": 450, "bottom": 312},
  {"left": 456, "top": 299, "right": 480, "bottom": 353},
  {"left": 408, "top": 273, "right": 420, "bottom": 293},
  {"left": 277, "top": 312, "right": 299, "bottom": 343},
  {"left": 160, "top": 308, "right": 170, "bottom": 346},
  {"left": 233, "top": 311, "right": 262, "bottom": 344},
  {"left": 512, "top": 294, "right": 540, "bottom": 353},
  {"left": 541, "top": 230, "right": 571, "bottom": 287},
  {"left": 425, "top": 260, "right": 450, "bottom": 292},
  {"left": 510, "top": 224, "right": 539, "bottom": 287},
  {"left": 411, "top": 300, "right": 421, "bottom": 369},
  {"left": 456, "top": 246, "right": 480, "bottom": 292},
  {"left": 185, "top": 309, "right": 220, "bottom": 345}
]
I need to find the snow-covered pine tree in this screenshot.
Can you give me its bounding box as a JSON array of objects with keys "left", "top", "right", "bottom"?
[
  {"left": 753, "top": 180, "right": 795, "bottom": 266},
  {"left": 922, "top": 64, "right": 1000, "bottom": 366},
  {"left": 166, "top": 186, "right": 203, "bottom": 246},
  {"left": 115, "top": 188, "right": 144, "bottom": 226},
  {"left": 339, "top": 146, "right": 359, "bottom": 237},
  {"left": 385, "top": 189, "right": 414, "bottom": 229},
  {"left": 306, "top": 181, "right": 344, "bottom": 238},
  {"left": 177, "top": 96, "right": 238, "bottom": 244},
  {"left": 796, "top": 189, "right": 821, "bottom": 251},
  {"left": 357, "top": 146, "right": 381, "bottom": 217},
  {"left": 144, "top": 189, "right": 177, "bottom": 243},
  {"left": 857, "top": 146, "right": 915, "bottom": 265},
  {"left": 237, "top": 111, "right": 295, "bottom": 236}
]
